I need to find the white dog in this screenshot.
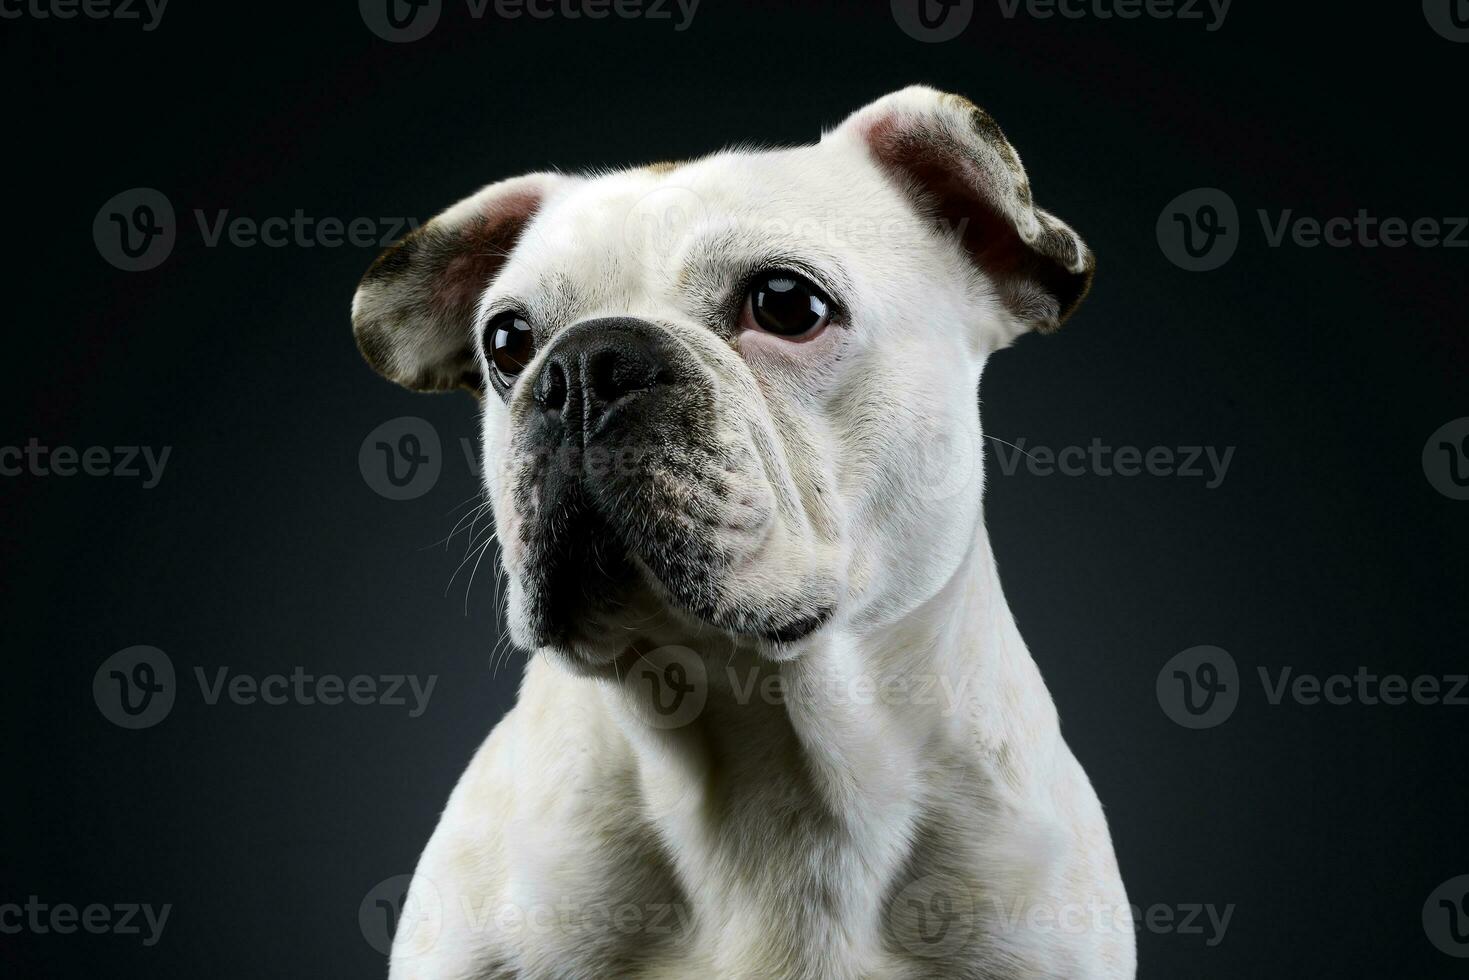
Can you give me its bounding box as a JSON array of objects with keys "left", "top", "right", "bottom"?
[{"left": 353, "top": 85, "right": 1134, "bottom": 979}]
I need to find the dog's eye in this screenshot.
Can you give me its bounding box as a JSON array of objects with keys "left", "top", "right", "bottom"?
[
  {"left": 486, "top": 312, "right": 535, "bottom": 381},
  {"left": 743, "top": 271, "right": 831, "bottom": 339}
]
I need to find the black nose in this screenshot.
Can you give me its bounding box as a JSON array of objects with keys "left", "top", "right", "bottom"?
[{"left": 534, "top": 318, "right": 674, "bottom": 443}]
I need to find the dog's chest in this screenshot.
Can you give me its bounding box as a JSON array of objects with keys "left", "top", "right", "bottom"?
[
  {"left": 501, "top": 855, "right": 1025, "bottom": 980},
  {"left": 473, "top": 660, "right": 1104, "bottom": 979},
  {"left": 498, "top": 792, "right": 1025, "bottom": 980}
]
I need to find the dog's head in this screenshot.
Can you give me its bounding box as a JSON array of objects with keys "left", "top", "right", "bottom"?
[{"left": 353, "top": 86, "right": 1092, "bottom": 673}]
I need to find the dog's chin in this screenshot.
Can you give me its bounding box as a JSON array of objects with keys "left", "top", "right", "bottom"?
[
  {"left": 527, "top": 578, "right": 677, "bottom": 677},
  {"left": 523, "top": 577, "right": 834, "bottom": 679},
  {"left": 517, "top": 547, "right": 835, "bottom": 677}
]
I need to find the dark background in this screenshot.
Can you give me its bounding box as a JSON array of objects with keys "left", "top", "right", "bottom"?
[{"left": 3, "top": 1, "right": 1466, "bottom": 976}]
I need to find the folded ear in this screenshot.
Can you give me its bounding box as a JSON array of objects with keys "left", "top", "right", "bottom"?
[
  {"left": 830, "top": 86, "right": 1094, "bottom": 335},
  {"left": 351, "top": 173, "right": 563, "bottom": 393}
]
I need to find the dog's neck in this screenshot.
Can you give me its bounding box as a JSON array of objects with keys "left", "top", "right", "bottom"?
[{"left": 596, "top": 513, "right": 1063, "bottom": 976}]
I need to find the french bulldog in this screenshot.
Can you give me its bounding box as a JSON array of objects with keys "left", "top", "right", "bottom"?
[{"left": 353, "top": 85, "right": 1134, "bottom": 979}]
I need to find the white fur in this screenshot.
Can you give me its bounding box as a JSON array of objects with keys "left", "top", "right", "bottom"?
[{"left": 383, "top": 88, "right": 1134, "bottom": 980}]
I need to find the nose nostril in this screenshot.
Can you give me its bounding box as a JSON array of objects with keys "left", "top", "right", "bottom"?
[
  {"left": 585, "top": 349, "right": 622, "bottom": 406},
  {"left": 586, "top": 347, "right": 664, "bottom": 408},
  {"left": 540, "top": 361, "right": 568, "bottom": 412}
]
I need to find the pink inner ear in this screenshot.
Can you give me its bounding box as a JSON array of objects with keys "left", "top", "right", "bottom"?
[
  {"left": 863, "top": 114, "right": 1026, "bottom": 276},
  {"left": 859, "top": 112, "right": 1083, "bottom": 328},
  {"left": 433, "top": 188, "right": 544, "bottom": 317}
]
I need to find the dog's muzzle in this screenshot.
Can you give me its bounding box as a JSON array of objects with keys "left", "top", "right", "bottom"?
[
  {"left": 512, "top": 318, "right": 695, "bottom": 656},
  {"left": 508, "top": 316, "right": 829, "bottom": 663}
]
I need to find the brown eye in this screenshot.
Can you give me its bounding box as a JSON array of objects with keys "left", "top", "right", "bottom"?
[
  {"left": 744, "top": 271, "right": 832, "bottom": 339},
  {"left": 487, "top": 312, "right": 535, "bottom": 381}
]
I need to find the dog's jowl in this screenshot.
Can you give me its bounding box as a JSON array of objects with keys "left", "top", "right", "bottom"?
[{"left": 352, "top": 86, "right": 1134, "bottom": 979}]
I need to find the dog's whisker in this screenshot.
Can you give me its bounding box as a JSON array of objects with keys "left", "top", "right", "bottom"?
[
  {"left": 983, "top": 434, "right": 1037, "bottom": 462},
  {"left": 423, "top": 498, "right": 495, "bottom": 552},
  {"left": 445, "top": 534, "right": 495, "bottom": 597},
  {"left": 462, "top": 537, "right": 497, "bottom": 616}
]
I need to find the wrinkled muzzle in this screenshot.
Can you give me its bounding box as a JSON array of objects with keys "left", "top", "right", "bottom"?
[{"left": 498, "top": 316, "right": 835, "bottom": 668}]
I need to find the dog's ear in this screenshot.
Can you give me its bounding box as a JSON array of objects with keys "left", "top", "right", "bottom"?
[
  {"left": 830, "top": 86, "right": 1094, "bottom": 336},
  {"left": 352, "top": 173, "right": 563, "bottom": 394}
]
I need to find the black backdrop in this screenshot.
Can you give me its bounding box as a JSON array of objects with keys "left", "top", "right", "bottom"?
[{"left": 4, "top": 1, "right": 1467, "bottom": 977}]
